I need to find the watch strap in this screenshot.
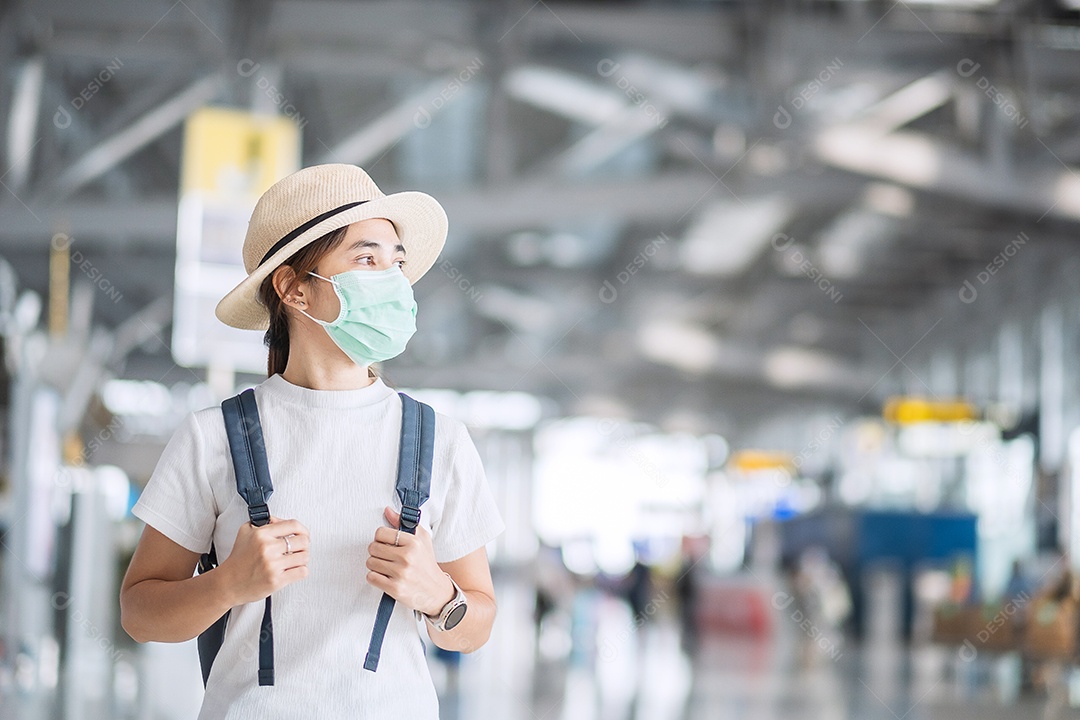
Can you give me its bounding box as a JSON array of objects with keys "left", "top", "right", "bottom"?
[{"left": 425, "top": 573, "right": 466, "bottom": 631}]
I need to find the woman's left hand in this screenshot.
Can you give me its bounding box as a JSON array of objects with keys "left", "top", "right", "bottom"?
[{"left": 366, "top": 506, "right": 455, "bottom": 617}]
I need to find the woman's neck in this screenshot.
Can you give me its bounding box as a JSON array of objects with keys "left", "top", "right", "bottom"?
[{"left": 279, "top": 325, "right": 375, "bottom": 391}]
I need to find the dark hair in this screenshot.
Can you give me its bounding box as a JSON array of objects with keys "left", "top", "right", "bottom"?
[{"left": 257, "top": 226, "right": 365, "bottom": 377}]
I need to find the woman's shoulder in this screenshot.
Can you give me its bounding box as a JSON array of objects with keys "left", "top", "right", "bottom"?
[
  {"left": 428, "top": 409, "right": 485, "bottom": 475},
  {"left": 175, "top": 405, "right": 229, "bottom": 447},
  {"left": 430, "top": 409, "right": 474, "bottom": 444}
]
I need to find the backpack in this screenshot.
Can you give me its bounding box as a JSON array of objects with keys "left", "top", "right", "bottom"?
[{"left": 195, "top": 387, "right": 435, "bottom": 687}]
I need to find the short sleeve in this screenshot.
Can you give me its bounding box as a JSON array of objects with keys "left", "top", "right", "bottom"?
[
  {"left": 131, "top": 411, "right": 217, "bottom": 554},
  {"left": 432, "top": 421, "right": 505, "bottom": 563}
]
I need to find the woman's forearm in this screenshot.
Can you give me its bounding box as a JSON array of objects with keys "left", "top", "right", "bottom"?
[
  {"left": 426, "top": 590, "right": 496, "bottom": 653},
  {"left": 121, "top": 567, "right": 238, "bottom": 644}
]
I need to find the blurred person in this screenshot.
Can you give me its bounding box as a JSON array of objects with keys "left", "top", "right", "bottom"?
[
  {"left": 568, "top": 572, "right": 601, "bottom": 670},
  {"left": 791, "top": 547, "right": 850, "bottom": 666},
  {"left": 119, "top": 165, "right": 504, "bottom": 719},
  {"left": 1003, "top": 558, "right": 1035, "bottom": 604},
  {"left": 532, "top": 545, "right": 557, "bottom": 625},
  {"left": 534, "top": 585, "right": 555, "bottom": 644},
  {"left": 623, "top": 555, "right": 653, "bottom": 622},
  {"left": 676, "top": 537, "right": 705, "bottom": 657},
  {"left": 948, "top": 555, "right": 976, "bottom": 604},
  {"left": 795, "top": 547, "right": 851, "bottom": 629}
]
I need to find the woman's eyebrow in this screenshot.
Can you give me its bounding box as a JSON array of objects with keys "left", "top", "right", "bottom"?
[{"left": 349, "top": 239, "right": 407, "bottom": 254}]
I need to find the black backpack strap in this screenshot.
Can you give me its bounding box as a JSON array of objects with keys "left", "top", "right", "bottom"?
[
  {"left": 224, "top": 389, "right": 273, "bottom": 526},
  {"left": 221, "top": 388, "right": 276, "bottom": 686},
  {"left": 198, "top": 545, "right": 218, "bottom": 574},
  {"left": 395, "top": 393, "right": 434, "bottom": 531},
  {"left": 196, "top": 544, "right": 227, "bottom": 687},
  {"left": 364, "top": 392, "right": 435, "bottom": 672}
]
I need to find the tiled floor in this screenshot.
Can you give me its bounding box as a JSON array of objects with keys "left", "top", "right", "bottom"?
[
  {"left": 436, "top": 583, "right": 1080, "bottom": 720},
  {"left": 5, "top": 579, "right": 1080, "bottom": 719}
]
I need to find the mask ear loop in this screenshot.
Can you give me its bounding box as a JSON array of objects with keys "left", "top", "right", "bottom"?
[
  {"left": 307, "top": 270, "right": 335, "bottom": 284},
  {"left": 298, "top": 271, "right": 345, "bottom": 327},
  {"left": 296, "top": 307, "right": 327, "bottom": 327}
]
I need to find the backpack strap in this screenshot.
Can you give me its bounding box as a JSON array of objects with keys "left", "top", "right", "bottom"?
[
  {"left": 196, "top": 545, "right": 227, "bottom": 687},
  {"left": 363, "top": 392, "right": 435, "bottom": 672},
  {"left": 221, "top": 388, "right": 276, "bottom": 686}
]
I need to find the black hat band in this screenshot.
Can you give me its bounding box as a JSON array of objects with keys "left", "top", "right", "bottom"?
[{"left": 257, "top": 200, "right": 369, "bottom": 266}]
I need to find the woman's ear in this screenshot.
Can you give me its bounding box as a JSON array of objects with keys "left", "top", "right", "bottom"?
[{"left": 271, "top": 265, "right": 307, "bottom": 311}]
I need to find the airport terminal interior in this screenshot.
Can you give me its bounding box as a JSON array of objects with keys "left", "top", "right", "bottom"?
[{"left": 4, "top": 0, "right": 1080, "bottom": 718}]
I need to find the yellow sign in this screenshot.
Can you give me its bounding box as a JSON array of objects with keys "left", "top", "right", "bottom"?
[
  {"left": 172, "top": 106, "right": 301, "bottom": 373},
  {"left": 883, "top": 396, "right": 977, "bottom": 425},
  {"left": 729, "top": 450, "right": 795, "bottom": 473},
  {"left": 180, "top": 107, "right": 300, "bottom": 197}
]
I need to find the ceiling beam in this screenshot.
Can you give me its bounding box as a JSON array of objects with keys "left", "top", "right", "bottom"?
[
  {"left": 51, "top": 74, "right": 224, "bottom": 198},
  {"left": 0, "top": 172, "right": 721, "bottom": 246},
  {"left": 0, "top": 197, "right": 176, "bottom": 244},
  {"left": 525, "top": 4, "right": 736, "bottom": 63},
  {"left": 812, "top": 72, "right": 1080, "bottom": 222},
  {"left": 5, "top": 56, "right": 45, "bottom": 193},
  {"left": 315, "top": 78, "right": 463, "bottom": 166}
]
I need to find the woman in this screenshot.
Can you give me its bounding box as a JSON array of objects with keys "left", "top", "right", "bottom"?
[{"left": 119, "top": 164, "right": 504, "bottom": 719}]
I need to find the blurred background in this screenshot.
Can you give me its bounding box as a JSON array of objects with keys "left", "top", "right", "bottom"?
[{"left": 3, "top": 0, "right": 1080, "bottom": 718}]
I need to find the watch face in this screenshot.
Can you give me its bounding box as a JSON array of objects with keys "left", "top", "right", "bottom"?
[{"left": 444, "top": 603, "right": 467, "bottom": 630}]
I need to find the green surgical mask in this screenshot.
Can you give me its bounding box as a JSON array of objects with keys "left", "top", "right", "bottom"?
[{"left": 300, "top": 266, "right": 418, "bottom": 366}]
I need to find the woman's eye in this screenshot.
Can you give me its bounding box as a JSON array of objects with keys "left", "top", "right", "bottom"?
[{"left": 394, "top": 259, "right": 406, "bottom": 268}]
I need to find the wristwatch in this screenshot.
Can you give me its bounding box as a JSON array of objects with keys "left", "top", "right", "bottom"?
[{"left": 422, "top": 572, "right": 468, "bottom": 632}]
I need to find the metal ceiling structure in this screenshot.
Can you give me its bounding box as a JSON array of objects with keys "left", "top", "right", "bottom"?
[{"left": 3, "top": 0, "right": 1080, "bottom": 452}]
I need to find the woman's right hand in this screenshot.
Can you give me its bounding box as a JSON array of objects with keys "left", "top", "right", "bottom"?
[{"left": 219, "top": 516, "right": 310, "bottom": 606}]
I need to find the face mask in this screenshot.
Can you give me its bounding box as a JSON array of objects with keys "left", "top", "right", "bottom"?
[{"left": 298, "top": 266, "right": 417, "bottom": 366}]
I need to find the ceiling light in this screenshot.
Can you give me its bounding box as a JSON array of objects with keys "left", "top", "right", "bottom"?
[
  {"left": 504, "top": 66, "right": 624, "bottom": 125},
  {"left": 679, "top": 196, "right": 792, "bottom": 277},
  {"left": 815, "top": 126, "right": 942, "bottom": 186},
  {"left": 816, "top": 208, "right": 898, "bottom": 279},
  {"left": 763, "top": 346, "right": 843, "bottom": 389},
  {"left": 474, "top": 286, "right": 556, "bottom": 333},
  {"left": 854, "top": 71, "right": 953, "bottom": 133},
  {"left": 862, "top": 182, "right": 915, "bottom": 218},
  {"left": 638, "top": 321, "right": 719, "bottom": 373}
]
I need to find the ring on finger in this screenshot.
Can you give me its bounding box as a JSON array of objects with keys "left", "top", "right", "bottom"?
[
  {"left": 283, "top": 535, "right": 293, "bottom": 555},
  {"left": 394, "top": 529, "right": 401, "bottom": 547}
]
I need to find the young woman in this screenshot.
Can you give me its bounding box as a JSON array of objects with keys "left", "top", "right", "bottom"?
[{"left": 120, "top": 164, "right": 504, "bottom": 719}]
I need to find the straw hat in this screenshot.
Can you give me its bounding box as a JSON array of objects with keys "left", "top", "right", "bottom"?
[{"left": 215, "top": 163, "right": 448, "bottom": 330}]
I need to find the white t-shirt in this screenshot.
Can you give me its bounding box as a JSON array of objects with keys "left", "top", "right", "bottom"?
[{"left": 131, "top": 373, "right": 505, "bottom": 720}]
